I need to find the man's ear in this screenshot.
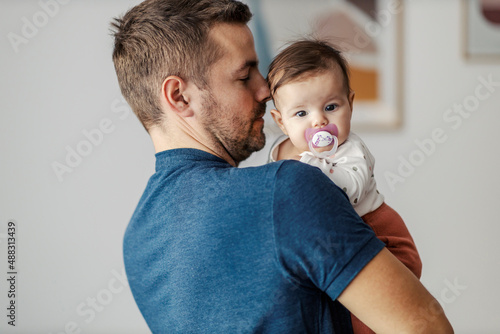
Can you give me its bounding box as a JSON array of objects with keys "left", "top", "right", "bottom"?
[
  {"left": 270, "top": 109, "right": 288, "bottom": 135},
  {"left": 161, "top": 76, "right": 193, "bottom": 117}
]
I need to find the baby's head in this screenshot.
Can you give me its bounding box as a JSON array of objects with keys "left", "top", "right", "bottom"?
[{"left": 268, "top": 40, "right": 354, "bottom": 154}]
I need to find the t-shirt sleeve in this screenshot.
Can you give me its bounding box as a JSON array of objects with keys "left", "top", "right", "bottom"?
[{"left": 272, "top": 161, "right": 385, "bottom": 300}]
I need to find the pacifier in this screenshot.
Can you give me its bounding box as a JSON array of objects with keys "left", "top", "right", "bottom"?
[{"left": 304, "top": 124, "right": 338, "bottom": 159}]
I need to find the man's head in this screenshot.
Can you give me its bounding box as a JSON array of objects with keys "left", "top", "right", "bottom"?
[{"left": 111, "top": 0, "right": 253, "bottom": 132}]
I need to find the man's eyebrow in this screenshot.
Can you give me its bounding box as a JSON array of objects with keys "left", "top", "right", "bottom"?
[{"left": 235, "top": 60, "right": 259, "bottom": 73}]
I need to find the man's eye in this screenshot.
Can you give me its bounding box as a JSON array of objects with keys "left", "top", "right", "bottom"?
[
  {"left": 240, "top": 76, "right": 250, "bottom": 82},
  {"left": 325, "top": 104, "right": 338, "bottom": 112},
  {"left": 295, "top": 110, "right": 307, "bottom": 117}
]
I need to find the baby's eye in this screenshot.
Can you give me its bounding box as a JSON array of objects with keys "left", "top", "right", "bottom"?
[
  {"left": 295, "top": 110, "right": 307, "bottom": 117},
  {"left": 325, "top": 104, "right": 338, "bottom": 112}
]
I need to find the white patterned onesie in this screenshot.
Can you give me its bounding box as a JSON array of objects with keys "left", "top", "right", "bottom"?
[{"left": 269, "top": 132, "right": 385, "bottom": 217}]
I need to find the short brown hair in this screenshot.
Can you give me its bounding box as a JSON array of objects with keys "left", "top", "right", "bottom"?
[
  {"left": 111, "top": 0, "right": 252, "bottom": 131},
  {"left": 267, "top": 40, "right": 351, "bottom": 103}
]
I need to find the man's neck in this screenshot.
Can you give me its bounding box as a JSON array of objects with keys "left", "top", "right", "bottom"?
[{"left": 149, "top": 122, "right": 237, "bottom": 167}]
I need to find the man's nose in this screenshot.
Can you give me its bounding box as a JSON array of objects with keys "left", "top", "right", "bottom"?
[{"left": 255, "top": 72, "right": 271, "bottom": 103}]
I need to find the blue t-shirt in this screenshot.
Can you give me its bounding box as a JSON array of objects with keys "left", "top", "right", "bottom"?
[{"left": 124, "top": 149, "right": 384, "bottom": 333}]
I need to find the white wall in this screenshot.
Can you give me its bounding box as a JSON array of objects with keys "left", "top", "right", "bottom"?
[
  {"left": 0, "top": 1, "right": 153, "bottom": 333},
  {"left": 0, "top": 1, "right": 498, "bottom": 333}
]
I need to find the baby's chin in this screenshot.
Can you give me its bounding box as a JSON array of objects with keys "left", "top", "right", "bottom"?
[
  {"left": 312, "top": 144, "right": 335, "bottom": 153},
  {"left": 296, "top": 142, "right": 336, "bottom": 154}
]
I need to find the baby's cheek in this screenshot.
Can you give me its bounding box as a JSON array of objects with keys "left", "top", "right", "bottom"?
[
  {"left": 337, "top": 130, "right": 348, "bottom": 145},
  {"left": 290, "top": 135, "right": 308, "bottom": 152}
]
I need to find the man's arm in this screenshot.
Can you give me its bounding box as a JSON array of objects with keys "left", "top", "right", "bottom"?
[{"left": 338, "top": 248, "right": 453, "bottom": 333}]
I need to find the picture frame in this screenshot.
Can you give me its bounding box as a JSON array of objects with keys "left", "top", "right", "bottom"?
[
  {"left": 251, "top": 0, "right": 405, "bottom": 131},
  {"left": 462, "top": 0, "right": 500, "bottom": 62}
]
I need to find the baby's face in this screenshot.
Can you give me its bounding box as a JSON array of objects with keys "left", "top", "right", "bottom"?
[{"left": 271, "top": 69, "right": 354, "bottom": 154}]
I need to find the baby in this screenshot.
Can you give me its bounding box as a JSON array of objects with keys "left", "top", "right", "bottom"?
[{"left": 267, "top": 40, "right": 422, "bottom": 334}]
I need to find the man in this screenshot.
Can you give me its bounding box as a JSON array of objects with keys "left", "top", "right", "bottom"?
[{"left": 111, "top": 0, "right": 453, "bottom": 333}]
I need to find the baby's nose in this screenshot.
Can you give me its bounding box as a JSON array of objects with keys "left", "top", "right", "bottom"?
[{"left": 312, "top": 113, "right": 328, "bottom": 128}]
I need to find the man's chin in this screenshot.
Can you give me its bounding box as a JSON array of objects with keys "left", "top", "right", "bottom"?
[
  {"left": 233, "top": 132, "right": 266, "bottom": 164},
  {"left": 252, "top": 130, "right": 266, "bottom": 152}
]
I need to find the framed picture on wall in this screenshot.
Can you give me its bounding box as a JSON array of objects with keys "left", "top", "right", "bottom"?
[
  {"left": 463, "top": 0, "right": 500, "bottom": 61},
  {"left": 252, "top": 0, "right": 405, "bottom": 131}
]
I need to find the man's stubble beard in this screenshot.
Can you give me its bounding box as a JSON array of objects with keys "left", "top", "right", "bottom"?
[{"left": 201, "top": 91, "right": 267, "bottom": 164}]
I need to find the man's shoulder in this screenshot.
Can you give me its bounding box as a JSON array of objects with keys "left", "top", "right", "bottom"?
[
  {"left": 270, "top": 159, "right": 350, "bottom": 205},
  {"left": 235, "top": 159, "right": 306, "bottom": 180},
  {"left": 274, "top": 159, "right": 336, "bottom": 184}
]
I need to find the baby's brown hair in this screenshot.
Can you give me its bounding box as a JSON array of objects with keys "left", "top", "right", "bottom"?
[{"left": 267, "top": 40, "right": 351, "bottom": 104}]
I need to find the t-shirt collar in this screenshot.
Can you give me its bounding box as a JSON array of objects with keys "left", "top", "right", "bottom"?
[{"left": 155, "top": 148, "right": 228, "bottom": 172}]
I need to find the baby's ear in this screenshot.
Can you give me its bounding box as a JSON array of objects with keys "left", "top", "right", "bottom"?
[
  {"left": 348, "top": 90, "right": 355, "bottom": 111},
  {"left": 270, "top": 109, "right": 288, "bottom": 135}
]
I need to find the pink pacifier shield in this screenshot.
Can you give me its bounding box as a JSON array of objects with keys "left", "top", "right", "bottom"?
[
  {"left": 304, "top": 124, "right": 339, "bottom": 159},
  {"left": 305, "top": 124, "right": 338, "bottom": 148}
]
